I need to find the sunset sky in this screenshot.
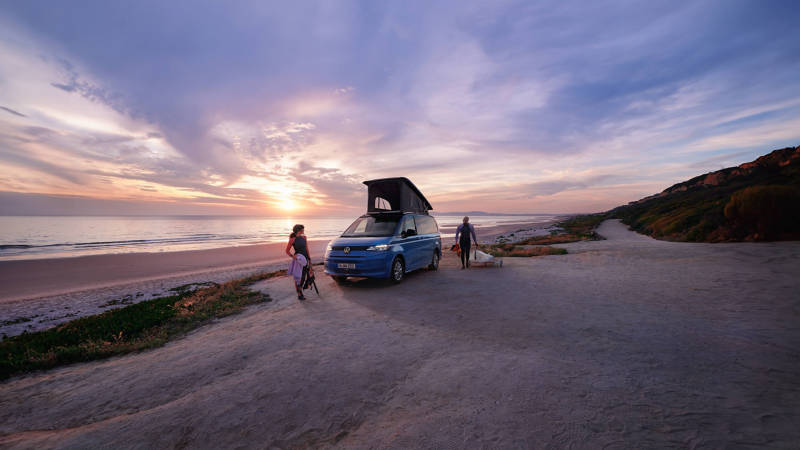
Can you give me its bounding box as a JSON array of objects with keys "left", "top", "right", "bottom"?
[{"left": 1, "top": 1, "right": 799, "bottom": 216}]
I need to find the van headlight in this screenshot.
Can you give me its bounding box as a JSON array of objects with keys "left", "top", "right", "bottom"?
[{"left": 367, "top": 244, "right": 389, "bottom": 251}]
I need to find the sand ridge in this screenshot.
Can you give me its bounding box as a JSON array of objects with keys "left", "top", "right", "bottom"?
[{"left": 1, "top": 220, "right": 798, "bottom": 448}]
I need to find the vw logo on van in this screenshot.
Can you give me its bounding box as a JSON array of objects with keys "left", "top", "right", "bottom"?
[{"left": 344, "top": 247, "right": 351, "bottom": 254}]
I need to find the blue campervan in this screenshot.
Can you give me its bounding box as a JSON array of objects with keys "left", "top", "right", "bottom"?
[{"left": 324, "top": 177, "right": 442, "bottom": 284}]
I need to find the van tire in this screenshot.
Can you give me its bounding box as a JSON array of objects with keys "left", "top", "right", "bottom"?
[
  {"left": 332, "top": 276, "right": 347, "bottom": 283},
  {"left": 428, "top": 250, "right": 439, "bottom": 270},
  {"left": 391, "top": 257, "right": 405, "bottom": 284}
]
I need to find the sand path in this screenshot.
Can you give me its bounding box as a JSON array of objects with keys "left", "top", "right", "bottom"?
[{"left": 1, "top": 220, "right": 798, "bottom": 448}]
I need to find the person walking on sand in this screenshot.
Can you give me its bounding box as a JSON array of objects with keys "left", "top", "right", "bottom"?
[
  {"left": 286, "top": 224, "right": 311, "bottom": 300},
  {"left": 455, "top": 216, "right": 479, "bottom": 269}
]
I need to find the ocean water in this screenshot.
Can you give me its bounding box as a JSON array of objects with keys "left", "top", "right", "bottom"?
[{"left": 0, "top": 215, "right": 555, "bottom": 260}]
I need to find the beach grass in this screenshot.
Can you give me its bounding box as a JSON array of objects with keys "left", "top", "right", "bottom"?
[
  {"left": 484, "top": 245, "right": 568, "bottom": 257},
  {"left": 0, "top": 269, "right": 286, "bottom": 381},
  {"left": 512, "top": 214, "right": 607, "bottom": 246}
]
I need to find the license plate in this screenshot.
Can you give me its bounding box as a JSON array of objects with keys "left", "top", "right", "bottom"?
[{"left": 338, "top": 263, "right": 355, "bottom": 269}]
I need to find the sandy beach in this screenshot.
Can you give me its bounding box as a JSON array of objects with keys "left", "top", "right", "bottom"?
[
  {"left": 1, "top": 219, "right": 798, "bottom": 448},
  {"left": 0, "top": 241, "right": 331, "bottom": 303},
  {"left": 0, "top": 218, "right": 557, "bottom": 336}
]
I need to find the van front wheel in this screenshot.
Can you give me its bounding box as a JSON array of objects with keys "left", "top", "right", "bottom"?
[
  {"left": 428, "top": 250, "right": 439, "bottom": 270},
  {"left": 391, "top": 257, "right": 405, "bottom": 284}
]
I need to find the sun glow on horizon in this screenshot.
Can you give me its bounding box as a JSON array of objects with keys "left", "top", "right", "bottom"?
[
  {"left": 279, "top": 200, "right": 298, "bottom": 211},
  {"left": 1, "top": 2, "right": 799, "bottom": 217}
]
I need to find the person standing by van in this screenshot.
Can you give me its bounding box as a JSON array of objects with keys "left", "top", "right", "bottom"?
[
  {"left": 286, "top": 224, "right": 310, "bottom": 300},
  {"left": 455, "top": 216, "right": 478, "bottom": 269}
]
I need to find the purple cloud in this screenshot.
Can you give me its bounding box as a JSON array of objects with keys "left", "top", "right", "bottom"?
[{"left": 0, "top": 0, "right": 798, "bottom": 214}]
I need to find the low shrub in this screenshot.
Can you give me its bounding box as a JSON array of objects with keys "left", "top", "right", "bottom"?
[
  {"left": 517, "top": 235, "right": 587, "bottom": 245},
  {"left": 484, "top": 245, "right": 568, "bottom": 257},
  {"left": 686, "top": 220, "right": 716, "bottom": 242},
  {"left": 0, "top": 269, "right": 285, "bottom": 381},
  {"left": 559, "top": 214, "right": 607, "bottom": 235},
  {"left": 724, "top": 185, "right": 800, "bottom": 239},
  {"left": 514, "top": 214, "right": 606, "bottom": 245},
  {"left": 705, "top": 226, "right": 734, "bottom": 243}
]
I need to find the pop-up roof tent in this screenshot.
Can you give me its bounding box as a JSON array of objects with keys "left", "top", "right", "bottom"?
[{"left": 363, "top": 177, "right": 433, "bottom": 215}]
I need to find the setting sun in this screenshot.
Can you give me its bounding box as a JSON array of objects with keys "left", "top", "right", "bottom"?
[{"left": 279, "top": 200, "right": 297, "bottom": 210}]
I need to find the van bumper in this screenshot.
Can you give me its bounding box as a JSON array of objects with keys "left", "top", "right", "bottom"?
[{"left": 323, "top": 252, "right": 392, "bottom": 278}]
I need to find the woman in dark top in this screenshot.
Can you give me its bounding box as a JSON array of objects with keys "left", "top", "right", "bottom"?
[
  {"left": 286, "top": 224, "right": 310, "bottom": 300},
  {"left": 455, "top": 216, "right": 479, "bottom": 269}
]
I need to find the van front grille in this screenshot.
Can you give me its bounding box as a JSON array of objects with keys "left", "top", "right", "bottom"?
[{"left": 331, "top": 246, "right": 369, "bottom": 251}]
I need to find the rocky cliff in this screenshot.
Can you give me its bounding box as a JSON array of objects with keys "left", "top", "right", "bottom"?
[{"left": 658, "top": 146, "right": 800, "bottom": 197}]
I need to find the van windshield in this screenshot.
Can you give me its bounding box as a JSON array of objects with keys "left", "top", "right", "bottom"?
[{"left": 341, "top": 216, "right": 400, "bottom": 237}]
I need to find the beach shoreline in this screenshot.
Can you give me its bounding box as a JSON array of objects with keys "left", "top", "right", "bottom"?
[
  {"left": 0, "top": 240, "right": 330, "bottom": 304},
  {"left": 0, "top": 217, "right": 562, "bottom": 336},
  {"left": 1, "top": 217, "right": 562, "bottom": 302}
]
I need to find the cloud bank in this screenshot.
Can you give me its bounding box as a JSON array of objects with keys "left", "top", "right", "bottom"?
[{"left": 0, "top": 0, "right": 798, "bottom": 215}]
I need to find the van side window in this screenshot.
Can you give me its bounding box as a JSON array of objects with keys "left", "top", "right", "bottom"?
[
  {"left": 416, "top": 216, "right": 437, "bottom": 235},
  {"left": 398, "top": 216, "right": 416, "bottom": 236},
  {"left": 396, "top": 217, "right": 405, "bottom": 236},
  {"left": 415, "top": 215, "right": 426, "bottom": 234},
  {"left": 426, "top": 216, "right": 438, "bottom": 234}
]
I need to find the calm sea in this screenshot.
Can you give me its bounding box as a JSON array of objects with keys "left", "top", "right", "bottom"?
[{"left": 0, "top": 215, "right": 555, "bottom": 261}]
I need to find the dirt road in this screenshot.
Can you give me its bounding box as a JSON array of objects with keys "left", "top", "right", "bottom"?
[{"left": 1, "top": 220, "right": 798, "bottom": 449}]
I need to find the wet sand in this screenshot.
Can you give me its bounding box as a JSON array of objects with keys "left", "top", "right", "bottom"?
[
  {"left": 0, "top": 241, "right": 331, "bottom": 303},
  {"left": 1, "top": 220, "right": 798, "bottom": 448}
]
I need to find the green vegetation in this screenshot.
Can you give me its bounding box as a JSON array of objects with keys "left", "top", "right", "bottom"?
[
  {"left": 483, "top": 215, "right": 608, "bottom": 256},
  {"left": 724, "top": 185, "right": 800, "bottom": 239},
  {"left": 484, "top": 244, "right": 568, "bottom": 257},
  {"left": 613, "top": 146, "right": 800, "bottom": 242},
  {"left": 0, "top": 270, "right": 285, "bottom": 381},
  {"left": 515, "top": 214, "right": 607, "bottom": 246},
  {"left": 558, "top": 214, "right": 607, "bottom": 236},
  {"left": 1, "top": 315, "right": 41, "bottom": 327}
]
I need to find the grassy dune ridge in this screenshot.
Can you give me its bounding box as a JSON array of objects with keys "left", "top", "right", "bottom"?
[
  {"left": 484, "top": 245, "right": 568, "bottom": 258},
  {"left": 0, "top": 270, "right": 286, "bottom": 381},
  {"left": 484, "top": 215, "right": 605, "bottom": 257},
  {"left": 612, "top": 146, "right": 800, "bottom": 242}
]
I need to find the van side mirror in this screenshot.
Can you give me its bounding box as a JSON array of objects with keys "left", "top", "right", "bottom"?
[{"left": 403, "top": 229, "right": 417, "bottom": 238}]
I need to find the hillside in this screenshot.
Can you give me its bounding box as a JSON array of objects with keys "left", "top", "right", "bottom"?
[{"left": 612, "top": 146, "right": 800, "bottom": 242}]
